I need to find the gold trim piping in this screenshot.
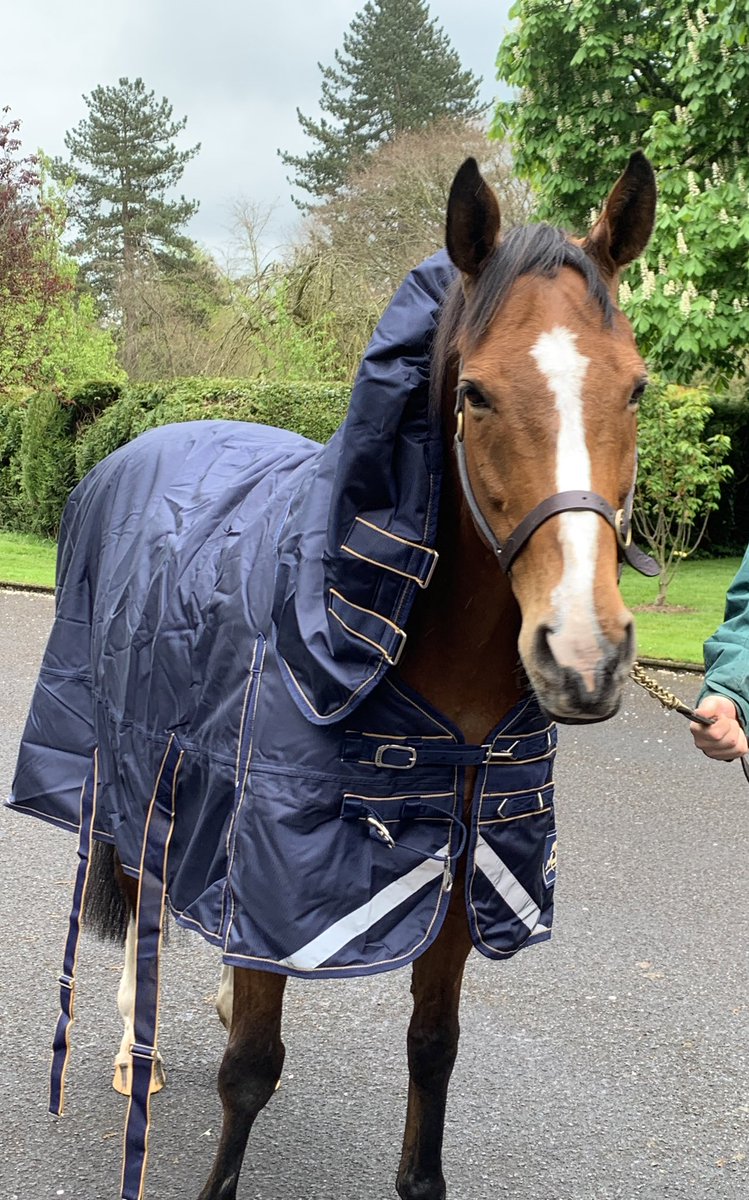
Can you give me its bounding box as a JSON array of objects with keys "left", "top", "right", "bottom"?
[
  {"left": 329, "top": 587, "right": 407, "bottom": 636},
  {"left": 328, "top": 607, "right": 399, "bottom": 665},
  {"left": 223, "top": 639, "right": 267, "bottom": 941},
  {"left": 340, "top": 543, "right": 436, "bottom": 588},
  {"left": 120, "top": 737, "right": 183, "bottom": 1200},
  {"left": 53, "top": 747, "right": 100, "bottom": 1117},
  {"left": 353, "top": 516, "right": 439, "bottom": 556}
]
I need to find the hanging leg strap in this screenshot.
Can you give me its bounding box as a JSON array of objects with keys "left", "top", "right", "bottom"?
[
  {"left": 121, "top": 735, "right": 183, "bottom": 1200},
  {"left": 49, "top": 750, "right": 100, "bottom": 1117}
]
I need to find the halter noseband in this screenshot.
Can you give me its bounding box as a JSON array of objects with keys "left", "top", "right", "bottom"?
[{"left": 453, "top": 392, "right": 660, "bottom": 577}]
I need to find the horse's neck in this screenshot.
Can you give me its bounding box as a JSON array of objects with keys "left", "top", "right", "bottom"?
[{"left": 398, "top": 467, "right": 523, "bottom": 746}]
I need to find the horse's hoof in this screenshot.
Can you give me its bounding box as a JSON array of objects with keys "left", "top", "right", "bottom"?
[{"left": 112, "top": 1055, "right": 167, "bottom": 1096}]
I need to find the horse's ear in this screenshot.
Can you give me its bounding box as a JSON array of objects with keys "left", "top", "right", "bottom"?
[
  {"left": 583, "top": 151, "right": 656, "bottom": 274},
  {"left": 446, "top": 158, "right": 501, "bottom": 278}
]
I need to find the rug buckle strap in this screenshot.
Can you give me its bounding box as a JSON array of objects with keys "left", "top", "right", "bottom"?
[
  {"left": 373, "top": 743, "right": 417, "bottom": 769},
  {"left": 49, "top": 752, "right": 99, "bottom": 1120}
]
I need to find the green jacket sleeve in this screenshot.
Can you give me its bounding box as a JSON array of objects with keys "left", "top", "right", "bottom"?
[{"left": 697, "top": 547, "right": 749, "bottom": 730}]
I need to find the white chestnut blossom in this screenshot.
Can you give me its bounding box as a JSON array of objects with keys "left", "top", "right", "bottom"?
[{"left": 639, "top": 260, "right": 657, "bottom": 299}]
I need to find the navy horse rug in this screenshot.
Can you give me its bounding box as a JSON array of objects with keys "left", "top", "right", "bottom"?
[{"left": 8, "top": 251, "right": 557, "bottom": 980}]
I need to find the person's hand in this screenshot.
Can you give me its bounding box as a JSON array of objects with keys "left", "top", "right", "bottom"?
[{"left": 690, "top": 694, "right": 748, "bottom": 760}]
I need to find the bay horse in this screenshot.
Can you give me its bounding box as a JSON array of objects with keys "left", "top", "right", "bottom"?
[{"left": 14, "top": 152, "right": 657, "bottom": 1199}]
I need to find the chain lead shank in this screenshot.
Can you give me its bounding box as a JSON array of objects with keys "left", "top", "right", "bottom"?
[{"left": 630, "top": 661, "right": 716, "bottom": 726}]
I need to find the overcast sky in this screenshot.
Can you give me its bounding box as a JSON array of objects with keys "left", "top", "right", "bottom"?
[{"left": 4, "top": 0, "right": 514, "bottom": 259}]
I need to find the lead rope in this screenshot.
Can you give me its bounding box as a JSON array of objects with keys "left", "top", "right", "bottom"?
[
  {"left": 630, "top": 661, "right": 712, "bottom": 724},
  {"left": 630, "top": 661, "right": 749, "bottom": 784}
]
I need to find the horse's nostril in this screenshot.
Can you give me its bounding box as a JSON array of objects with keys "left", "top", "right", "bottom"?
[
  {"left": 533, "top": 624, "right": 556, "bottom": 669},
  {"left": 622, "top": 617, "right": 635, "bottom": 660}
]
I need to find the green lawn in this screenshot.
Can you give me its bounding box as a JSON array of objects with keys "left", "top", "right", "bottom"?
[
  {"left": 620, "top": 557, "right": 740, "bottom": 665},
  {"left": 0, "top": 529, "right": 739, "bottom": 666},
  {"left": 0, "top": 531, "right": 57, "bottom": 589}
]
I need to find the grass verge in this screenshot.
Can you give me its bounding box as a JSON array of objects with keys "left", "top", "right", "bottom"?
[
  {"left": 620, "top": 557, "right": 740, "bottom": 666},
  {"left": 0, "top": 531, "right": 57, "bottom": 589}
]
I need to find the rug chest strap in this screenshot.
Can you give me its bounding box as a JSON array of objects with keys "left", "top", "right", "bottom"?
[
  {"left": 49, "top": 751, "right": 100, "bottom": 1117},
  {"left": 341, "top": 731, "right": 553, "bottom": 768},
  {"left": 121, "top": 736, "right": 183, "bottom": 1200}
]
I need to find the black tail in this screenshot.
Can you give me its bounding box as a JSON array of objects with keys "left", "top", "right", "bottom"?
[{"left": 83, "top": 841, "right": 132, "bottom": 945}]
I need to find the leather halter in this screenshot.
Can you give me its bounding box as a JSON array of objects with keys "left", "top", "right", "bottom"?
[{"left": 453, "top": 392, "right": 660, "bottom": 577}]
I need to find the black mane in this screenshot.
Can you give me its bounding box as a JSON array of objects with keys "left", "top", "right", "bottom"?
[{"left": 430, "top": 223, "right": 613, "bottom": 411}]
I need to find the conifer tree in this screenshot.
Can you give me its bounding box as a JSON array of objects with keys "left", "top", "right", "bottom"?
[
  {"left": 55, "top": 78, "right": 200, "bottom": 309},
  {"left": 280, "top": 0, "right": 483, "bottom": 206}
]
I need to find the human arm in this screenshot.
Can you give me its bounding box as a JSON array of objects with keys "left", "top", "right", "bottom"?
[{"left": 690, "top": 548, "right": 749, "bottom": 759}]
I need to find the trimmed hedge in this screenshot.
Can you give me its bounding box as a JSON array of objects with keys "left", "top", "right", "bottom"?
[
  {"left": 0, "top": 394, "right": 28, "bottom": 530},
  {"left": 75, "top": 379, "right": 350, "bottom": 482},
  {"left": 20, "top": 392, "right": 79, "bottom": 537},
  {"left": 4, "top": 377, "right": 351, "bottom": 538},
  {"left": 4, "top": 372, "right": 747, "bottom": 550},
  {"left": 704, "top": 395, "right": 749, "bottom": 554}
]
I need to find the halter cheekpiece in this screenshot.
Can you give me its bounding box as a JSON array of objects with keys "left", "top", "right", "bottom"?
[{"left": 453, "top": 391, "right": 660, "bottom": 577}]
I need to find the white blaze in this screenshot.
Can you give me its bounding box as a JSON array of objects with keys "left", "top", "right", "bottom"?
[{"left": 530, "top": 326, "right": 602, "bottom": 687}]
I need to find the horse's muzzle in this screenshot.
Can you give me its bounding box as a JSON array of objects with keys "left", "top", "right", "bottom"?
[{"left": 527, "top": 620, "right": 635, "bottom": 724}]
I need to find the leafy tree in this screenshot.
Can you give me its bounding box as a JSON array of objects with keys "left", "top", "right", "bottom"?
[
  {"left": 54, "top": 78, "right": 200, "bottom": 313},
  {"left": 635, "top": 380, "right": 732, "bottom": 603},
  {"left": 289, "top": 119, "right": 532, "bottom": 376},
  {"left": 280, "top": 0, "right": 483, "bottom": 206},
  {"left": 494, "top": 1, "right": 749, "bottom": 381},
  {"left": 307, "top": 119, "right": 531, "bottom": 295},
  {"left": 0, "top": 113, "right": 120, "bottom": 394},
  {"left": 0, "top": 109, "right": 71, "bottom": 391}
]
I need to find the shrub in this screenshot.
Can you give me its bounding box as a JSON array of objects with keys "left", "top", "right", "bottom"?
[
  {"left": 703, "top": 391, "right": 749, "bottom": 555},
  {"left": 19, "top": 392, "right": 77, "bottom": 537},
  {"left": 635, "top": 379, "right": 732, "bottom": 603},
  {"left": 75, "top": 378, "right": 350, "bottom": 482},
  {"left": 0, "top": 393, "right": 28, "bottom": 529},
  {"left": 74, "top": 383, "right": 172, "bottom": 479},
  {"left": 6, "top": 375, "right": 352, "bottom": 537}
]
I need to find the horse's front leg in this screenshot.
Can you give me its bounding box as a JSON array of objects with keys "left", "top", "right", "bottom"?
[
  {"left": 197, "top": 966, "right": 286, "bottom": 1200},
  {"left": 396, "top": 902, "right": 473, "bottom": 1200}
]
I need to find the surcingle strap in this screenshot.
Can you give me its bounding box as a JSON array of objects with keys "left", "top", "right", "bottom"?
[
  {"left": 49, "top": 751, "right": 100, "bottom": 1117},
  {"left": 121, "top": 736, "right": 183, "bottom": 1200}
]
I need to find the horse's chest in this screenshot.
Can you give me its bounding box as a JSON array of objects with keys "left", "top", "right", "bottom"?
[{"left": 158, "top": 651, "right": 558, "bottom": 978}]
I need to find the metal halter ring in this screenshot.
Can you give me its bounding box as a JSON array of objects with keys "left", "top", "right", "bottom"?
[{"left": 614, "top": 508, "right": 632, "bottom": 550}]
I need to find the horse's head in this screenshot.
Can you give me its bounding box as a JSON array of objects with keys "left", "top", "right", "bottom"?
[{"left": 441, "top": 153, "right": 657, "bottom": 723}]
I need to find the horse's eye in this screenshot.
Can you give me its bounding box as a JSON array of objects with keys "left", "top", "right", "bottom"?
[
  {"left": 460, "top": 384, "right": 491, "bottom": 410},
  {"left": 630, "top": 379, "right": 648, "bottom": 407}
]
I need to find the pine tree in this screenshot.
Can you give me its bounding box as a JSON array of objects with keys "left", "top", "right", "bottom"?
[
  {"left": 279, "top": 0, "right": 483, "bottom": 206},
  {"left": 55, "top": 78, "right": 200, "bottom": 309}
]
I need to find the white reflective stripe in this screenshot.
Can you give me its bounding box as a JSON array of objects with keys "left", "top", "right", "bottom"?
[
  {"left": 474, "top": 835, "right": 540, "bottom": 931},
  {"left": 529, "top": 922, "right": 550, "bottom": 938},
  {"left": 279, "top": 844, "right": 450, "bottom": 971}
]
